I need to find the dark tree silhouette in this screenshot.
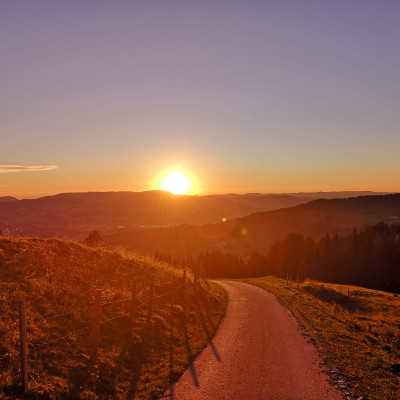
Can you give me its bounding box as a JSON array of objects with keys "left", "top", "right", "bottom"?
[
  {"left": 153, "top": 222, "right": 400, "bottom": 293},
  {"left": 84, "top": 230, "right": 104, "bottom": 247}
]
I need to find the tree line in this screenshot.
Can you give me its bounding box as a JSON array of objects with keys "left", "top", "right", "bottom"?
[{"left": 155, "top": 222, "right": 400, "bottom": 293}]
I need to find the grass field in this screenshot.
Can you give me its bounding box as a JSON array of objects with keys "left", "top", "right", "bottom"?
[
  {"left": 0, "top": 237, "right": 228, "bottom": 399},
  {"left": 246, "top": 276, "right": 400, "bottom": 400}
]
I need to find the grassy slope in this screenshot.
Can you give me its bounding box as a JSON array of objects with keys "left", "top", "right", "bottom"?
[
  {"left": 245, "top": 276, "right": 400, "bottom": 400},
  {"left": 0, "top": 237, "right": 227, "bottom": 399}
]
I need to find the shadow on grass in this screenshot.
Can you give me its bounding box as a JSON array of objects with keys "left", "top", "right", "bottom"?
[
  {"left": 66, "top": 316, "right": 152, "bottom": 400},
  {"left": 63, "top": 291, "right": 221, "bottom": 399},
  {"left": 163, "top": 318, "right": 179, "bottom": 400},
  {"left": 168, "top": 313, "right": 182, "bottom": 384},
  {"left": 304, "top": 286, "right": 370, "bottom": 312},
  {"left": 125, "top": 317, "right": 167, "bottom": 400}
]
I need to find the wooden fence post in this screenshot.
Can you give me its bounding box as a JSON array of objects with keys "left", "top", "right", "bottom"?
[
  {"left": 130, "top": 278, "right": 137, "bottom": 332},
  {"left": 147, "top": 274, "right": 154, "bottom": 322},
  {"left": 18, "top": 299, "right": 28, "bottom": 392},
  {"left": 297, "top": 274, "right": 299, "bottom": 290},
  {"left": 90, "top": 289, "right": 102, "bottom": 362},
  {"left": 182, "top": 270, "right": 186, "bottom": 288},
  {"left": 182, "top": 270, "right": 186, "bottom": 300},
  {"left": 289, "top": 274, "right": 292, "bottom": 287},
  {"left": 286, "top": 273, "right": 289, "bottom": 287},
  {"left": 170, "top": 279, "right": 175, "bottom": 342}
]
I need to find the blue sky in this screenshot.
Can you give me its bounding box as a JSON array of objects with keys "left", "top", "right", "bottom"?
[{"left": 1, "top": 1, "right": 400, "bottom": 197}]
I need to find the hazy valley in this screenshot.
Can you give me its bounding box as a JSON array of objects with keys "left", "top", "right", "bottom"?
[
  {"left": 0, "top": 190, "right": 389, "bottom": 240},
  {"left": 104, "top": 193, "right": 400, "bottom": 257}
]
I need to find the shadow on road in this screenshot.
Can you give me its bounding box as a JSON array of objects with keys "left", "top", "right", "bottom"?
[
  {"left": 194, "top": 299, "right": 222, "bottom": 362},
  {"left": 164, "top": 297, "right": 223, "bottom": 399},
  {"left": 183, "top": 314, "right": 200, "bottom": 387}
]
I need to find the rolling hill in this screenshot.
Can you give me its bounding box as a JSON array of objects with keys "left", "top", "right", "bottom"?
[
  {"left": 285, "top": 191, "right": 390, "bottom": 199},
  {"left": 0, "top": 191, "right": 312, "bottom": 238},
  {"left": 0, "top": 191, "right": 389, "bottom": 240},
  {"left": 0, "top": 236, "right": 226, "bottom": 399},
  {"left": 104, "top": 193, "right": 400, "bottom": 257},
  {"left": 0, "top": 197, "right": 18, "bottom": 203}
]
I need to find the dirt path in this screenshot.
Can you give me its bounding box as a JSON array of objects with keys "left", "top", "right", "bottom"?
[{"left": 161, "top": 281, "right": 344, "bottom": 400}]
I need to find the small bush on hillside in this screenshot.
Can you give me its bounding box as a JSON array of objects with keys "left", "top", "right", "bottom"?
[{"left": 83, "top": 230, "right": 103, "bottom": 247}]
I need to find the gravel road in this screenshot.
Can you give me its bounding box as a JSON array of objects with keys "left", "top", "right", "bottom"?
[{"left": 161, "top": 280, "right": 344, "bottom": 400}]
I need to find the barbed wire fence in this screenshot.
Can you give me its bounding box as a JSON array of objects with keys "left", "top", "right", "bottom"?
[
  {"left": 6, "top": 269, "right": 198, "bottom": 392},
  {"left": 284, "top": 272, "right": 359, "bottom": 297}
]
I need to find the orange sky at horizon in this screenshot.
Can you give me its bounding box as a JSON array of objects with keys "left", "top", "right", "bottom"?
[
  {"left": 1, "top": 161, "right": 399, "bottom": 199},
  {"left": 2, "top": 2, "right": 400, "bottom": 199}
]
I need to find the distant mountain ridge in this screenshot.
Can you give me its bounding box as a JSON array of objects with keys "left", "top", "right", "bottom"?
[
  {"left": 0, "top": 190, "right": 393, "bottom": 239},
  {"left": 0, "top": 190, "right": 311, "bottom": 238},
  {"left": 0, "top": 196, "right": 18, "bottom": 203},
  {"left": 104, "top": 193, "right": 400, "bottom": 257},
  {"left": 284, "top": 191, "right": 391, "bottom": 199}
]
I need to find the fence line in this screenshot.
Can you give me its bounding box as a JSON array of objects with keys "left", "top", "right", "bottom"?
[
  {"left": 33, "top": 304, "right": 94, "bottom": 325},
  {"left": 154, "top": 284, "right": 183, "bottom": 300},
  {"left": 18, "top": 300, "right": 28, "bottom": 391},
  {"left": 100, "top": 313, "right": 131, "bottom": 325},
  {"left": 32, "top": 324, "right": 93, "bottom": 349},
  {"left": 134, "top": 299, "right": 149, "bottom": 312},
  {"left": 13, "top": 270, "right": 192, "bottom": 392},
  {"left": 101, "top": 297, "right": 131, "bottom": 307},
  {"left": 28, "top": 287, "right": 151, "bottom": 326},
  {"left": 136, "top": 288, "right": 148, "bottom": 298},
  {"left": 154, "top": 281, "right": 173, "bottom": 289},
  {"left": 286, "top": 272, "right": 359, "bottom": 298}
]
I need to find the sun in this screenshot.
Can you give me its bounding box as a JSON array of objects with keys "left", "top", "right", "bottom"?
[{"left": 160, "top": 171, "right": 191, "bottom": 195}]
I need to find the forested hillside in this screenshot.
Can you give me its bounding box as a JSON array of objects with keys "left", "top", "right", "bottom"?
[
  {"left": 105, "top": 193, "right": 400, "bottom": 257},
  {"left": 180, "top": 222, "right": 400, "bottom": 293}
]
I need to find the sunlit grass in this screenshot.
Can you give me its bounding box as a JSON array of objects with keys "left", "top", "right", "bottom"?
[
  {"left": 0, "top": 237, "right": 227, "bottom": 399},
  {"left": 244, "top": 276, "right": 400, "bottom": 400}
]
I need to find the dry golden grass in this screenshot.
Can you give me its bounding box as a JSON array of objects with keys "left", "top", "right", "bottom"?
[
  {"left": 246, "top": 276, "right": 400, "bottom": 400},
  {"left": 0, "top": 237, "right": 227, "bottom": 399}
]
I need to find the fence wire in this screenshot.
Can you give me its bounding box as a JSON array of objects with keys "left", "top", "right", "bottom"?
[
  {"left": 32, "top": 323, "right": 92, "bottom": 349},
  {"left": 12, "top": 273, "right": 190, "bottom": 388},
  {"left": 39, "top": 304, "right": 93, "bottom": 322},
  {"left": 154, "top": 281, "right": 173, "bottom": 289},
  {"left": 134, "top": 299, "right": 149, "bottom": 312},
  {"left": 101, "top": 297, "right": 131, "bottom": 307},
  {"left": 100, "top": 313, "right": 130, "bottom": 325},
  {"left": 136, "top": 288, "right": 148, "bottom": 298}
]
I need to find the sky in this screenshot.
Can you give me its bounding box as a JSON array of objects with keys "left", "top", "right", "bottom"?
[{"left": 1, "top": 1, "right": 400, "bottom": 198}]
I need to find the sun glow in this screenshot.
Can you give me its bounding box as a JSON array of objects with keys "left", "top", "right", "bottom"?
[{"left": 160, "top": 171, "right": 192, "bottom": 195}]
